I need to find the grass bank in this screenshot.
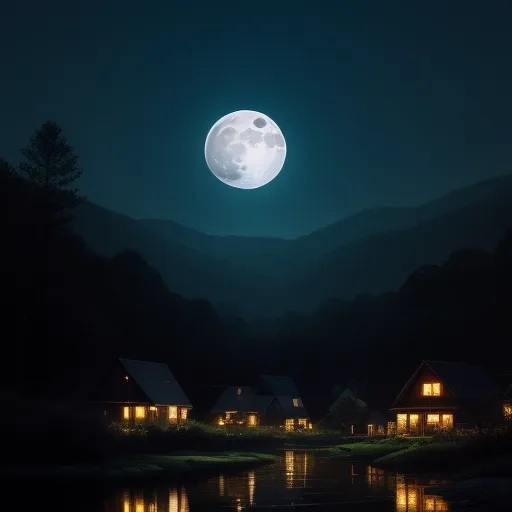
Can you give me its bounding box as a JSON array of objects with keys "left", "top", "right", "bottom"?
[
  {"left": 0, "top": 452, "right": 279, "bottom": 483},
  {"left": 327, "top": 426, "right": 512, "bottom": 476}
]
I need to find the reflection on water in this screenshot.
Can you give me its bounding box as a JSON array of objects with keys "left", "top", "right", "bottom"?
[
  {"left": 284, "top": 450, "right": 312, "bottom": 488},
  {"left": 119, "top": 488, "right": 189, "bottom": 512},
  {"left": 105, "top": 452, "right": 451, "bottom": 512},
  {"left": 396, "top": 474, "right": 449, "bottom": 512}
]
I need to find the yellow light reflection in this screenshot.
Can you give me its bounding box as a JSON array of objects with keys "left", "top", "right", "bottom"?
[
  {"left": 394, "top": 478, "right": 450, "bottom": 512},
  {"left": 180, "top": 486, "right": 189, "bottom": 512},
  {"left": 248, "top": 470, "right": 255, "bottom": 505},
  {"left": 285, "top": 450, "right": 294, "bottom": 488},
  {"left": 408, "top": 486, "right": 418, "bottom": 512},
  {"left": 135, "top": 497, "right": 144, "bottom": 512},
  {"left": 169, "top": 488, "right": 178, "bottom": 512},
  {"left": 366, "top": 465, "right": 385, "bottom": 488},
  {"left": 424, "top": 494, "right": 449, "bottom": 511},
  {"left": 219, "top": 474, "right": 225, "bottom": 496},
  {"left": 123, "top": 492, "right": 131, "bottom": 512},
  {"left": 396, "top": 482, "right": 407, "bottom": 512}
]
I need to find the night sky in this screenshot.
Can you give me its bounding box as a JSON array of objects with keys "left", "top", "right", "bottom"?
[{"left": 1, "top": 1, "right": 511, "bottom": 238}]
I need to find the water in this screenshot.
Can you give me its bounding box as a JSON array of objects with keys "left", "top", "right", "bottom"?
[{"left": 37, "top": 450, "right": 452, "bottom": 511}]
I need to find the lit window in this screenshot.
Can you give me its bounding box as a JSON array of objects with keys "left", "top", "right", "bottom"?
[
  {"left": 248, "top": 414, "right": 257, "bottom": 426},
  {"left": 169, "top": 406, "right": 178, "bottom": 421},
  {"left": 442, "top": 414, "right": 453, "bottom": 428},
  {"left": 422, "top": 382, "right": 441, "bottom": 396},
  {"left": 427, "top": 414, "right": 440, "bottom": 425},
  {"left": 292, "top": 398, "right": 299, "bottom": 407},
  {"left": 285, "top": 418, "right": 294, "bottom": 431},
  {"left": 409, "top": 414, "right": 419, "bottom": 431},
  {"left": 298, "top": 418, "right": 307, "bottom": 428},
  {"left": 135, "top": 406, "right": 145, "bottom": 419},
  {"left": 225, "top": 412, "right": 231, "bottom": 420},
  {"left": 237, "top": 387, "right": 242, "bottom": 395},
  {"left": 504, "top": 404, "right": 512, "bottom": 419},
  {"left": 123, "top": 406, "right": 130, "bottom": 420},
  {"left": 397, "top": 414, "right": 407, "bottom": 433},
  {"left": 367, "top": 424, "right": 374, "bottom": 436},
  {"left": 180, "top": 408, "right": 188, "bottom": 420}
]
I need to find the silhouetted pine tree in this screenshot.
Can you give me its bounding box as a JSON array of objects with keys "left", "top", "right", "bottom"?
[
  {"left": 20, "top": 121, "right": 85, "bottom": 228},
  {"left": 18, "top": 122, "right": 85, "bottom": 394}
]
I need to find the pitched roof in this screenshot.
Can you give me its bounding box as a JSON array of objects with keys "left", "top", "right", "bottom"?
[
  {"left": 210, "top": 386, "right": 257, "bottom": 413},
  {"left": 273, "top": 395, "right": 310, "bottom": 419},
  {"left": 392, "top": 360, "right": 503, "bottom": 407},
  {"left": 119, "top": 358, "right": 191, "bottom": 407},
  {"left": 254, "top": 394, "right": 275, "bottom": 413},
  {"left": 424, "top": 360, "right": 503, "bottom": 398},
  {"left": 328, "top": 387, "right": 368, "bottom": 412},
  {"left": 211, "top": 375, "right": 310, "bottom": 419},
  {"left": 257, "top": 375, "right": 300, "bottom": 396}
]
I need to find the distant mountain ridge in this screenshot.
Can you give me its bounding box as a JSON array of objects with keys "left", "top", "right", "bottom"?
[{"left": 74, "top": 173, "right": 512, "bottom": 316}]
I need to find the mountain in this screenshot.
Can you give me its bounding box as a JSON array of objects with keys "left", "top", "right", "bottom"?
[
  {"left": 294, "top": 191, "right": 512, "bottom": 310},
  {"left": 74, "top": 201, "right": 285, "bottom": 317},
  {"left": 141, "top": 174, "right": 512, "bottom": 277},
  {"left": 74, "top": 174, "right": 512, "bottom": 316}
]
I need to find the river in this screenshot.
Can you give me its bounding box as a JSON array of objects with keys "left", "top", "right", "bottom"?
[{"left": 35, "top": 450, "right": 453, "bottom": 511}]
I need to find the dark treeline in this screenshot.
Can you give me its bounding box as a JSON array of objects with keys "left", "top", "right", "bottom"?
[{"left": 1, "top": 122, "right": 511, "bottom": 420}]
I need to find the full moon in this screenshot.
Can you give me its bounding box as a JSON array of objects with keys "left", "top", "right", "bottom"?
[{"left": 204, "top": 110, "right": 287, "bottom": 189}]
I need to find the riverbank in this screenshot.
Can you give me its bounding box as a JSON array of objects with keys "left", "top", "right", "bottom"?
[
  {"left": 322, "top": 427, "right": 512, "bottom": 473},
  {"left": 323, "top": 430, "right": 512, "bottom": 510},
  {"left": 0, "top": 452, "right": 278, "bottom": 483}
]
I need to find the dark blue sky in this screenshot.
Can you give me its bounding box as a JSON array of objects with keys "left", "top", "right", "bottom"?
[{"left": 1, "top": 1, "right": 511, "bottom": 238}]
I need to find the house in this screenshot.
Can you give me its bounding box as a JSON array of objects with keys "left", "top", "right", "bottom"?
[
  {"left": 389, "top": 360, "right": 506, "bottom": 435},
  {"left": 320, "top": 386, "right": 368, "bottom": 434},
  {"left": 210, "top": 386, "right": 259, "bottom": 427},
  {"left": 89, "top": 358, "right": 192, "bottom": 426},
  {"left": 256, "top": 375, "right": 311, "bottom": 431},
  {"left": 211, "top": 375, "right": 311, "bottom": 431}
]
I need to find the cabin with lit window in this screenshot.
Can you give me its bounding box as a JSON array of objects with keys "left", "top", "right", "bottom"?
[
  {"left": 89, "top": 358, "right": 192, "bottom": 426},
  {"left": 255, "top": 375, "right": 311, "bottom": 431},
  {"left": 211, "top": 386, "right": 260, "bottom": 427},
  {"left": 389, "top": 360, "right": 505, "bottom": 435},
  {"left": 211, "top": 375, "right": 311, "bottom": 431}
]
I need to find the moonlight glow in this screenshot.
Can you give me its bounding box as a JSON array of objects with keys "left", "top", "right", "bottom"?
[{"left": 204, "top": 110, "right": 287, "bottom": 189}]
